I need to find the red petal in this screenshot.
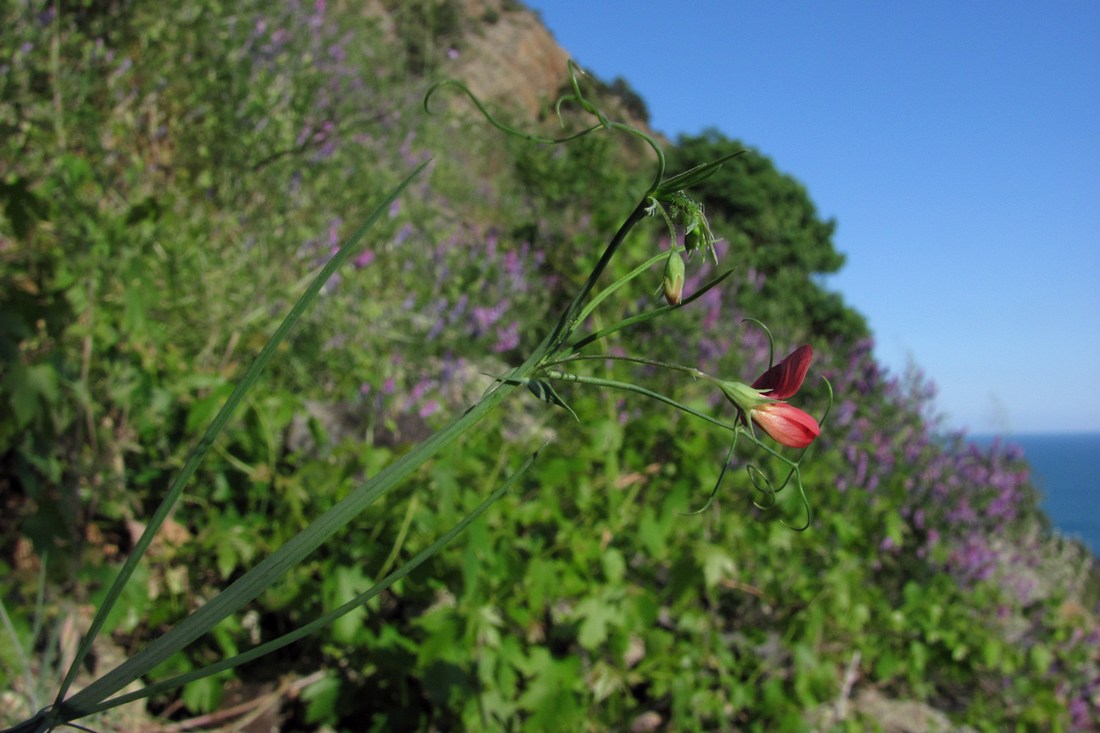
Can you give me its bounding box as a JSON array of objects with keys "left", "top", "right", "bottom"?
[
  {"left": 752, "top": 345, "right": 814, "bottom": 399},
  {"left": 751, "top": 402, "right": 820, "bottom": 449}
]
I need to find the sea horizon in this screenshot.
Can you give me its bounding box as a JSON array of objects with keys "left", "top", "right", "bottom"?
[{"left": 966, "top": 431, "right": 1099, "bottom": 555}]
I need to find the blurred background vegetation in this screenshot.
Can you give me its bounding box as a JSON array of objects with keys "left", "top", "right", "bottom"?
[{"left": 1, "top": 1, "right": 1096, "bottom": 730}]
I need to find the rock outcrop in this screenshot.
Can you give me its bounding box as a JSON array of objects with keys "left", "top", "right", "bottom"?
[{"left": 448, "top": 0, "right": 573, "bottom": 120}]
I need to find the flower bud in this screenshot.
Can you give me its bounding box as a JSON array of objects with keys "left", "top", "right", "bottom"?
[
  {"left": 684, "top": 224, "right": 706, "bottom": 254},
  {"left": 662, "top": 251, "right": 686, "bottom": 305}
]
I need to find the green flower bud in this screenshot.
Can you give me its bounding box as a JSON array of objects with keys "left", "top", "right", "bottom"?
[
  {"left": 685, "top": 224, "right": 706, "bottom": 254},
  {"left": 662, "top": 251, "right": 686, "bottom": 305}
]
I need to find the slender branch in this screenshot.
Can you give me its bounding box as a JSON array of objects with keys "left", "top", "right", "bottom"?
[
  {"left": 543, "top": 369, "right": 734, "bottom": 433},
  {"left": 570, "top": 246, "right": 680, "bottom": 330},
  {"left": 566, "top": 266, "right": 737, "bottom": 353},
  {"left": 546, "top": 200, "right": 650, "bottom": 352},
  {"left": 542, "top": 353, "right": 705, "bottom": 380}
]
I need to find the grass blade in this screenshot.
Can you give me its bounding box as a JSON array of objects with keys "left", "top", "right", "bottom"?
[
  {"left": 84, "top": 447, "right": 543, "bottom": 714},
  {"left": 51, "top": 161, "right": 430, "bottom": 716}
]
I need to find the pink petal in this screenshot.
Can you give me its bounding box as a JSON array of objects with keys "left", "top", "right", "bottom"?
[{"left": 751, "top": 402, "right": 820, "bottom": 449}]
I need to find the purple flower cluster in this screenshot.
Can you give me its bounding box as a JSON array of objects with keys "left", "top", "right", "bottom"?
[
  {"left": 817, "top": 338, "right": 1098, "bottom": 723},
  {"left": 420, "top": 227, "right": 543, "bottom": 355},
  {"left": 341, "top": 220, "right": 548, "bottom": 429},
  {"left": 238, "top": 0, "right": 405, "bottom": 171}
]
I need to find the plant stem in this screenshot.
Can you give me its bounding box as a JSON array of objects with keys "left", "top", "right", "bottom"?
[
  {"left": 542, "top": 369, "right": 734, "bottom": 433},
  {"left": 546, "top": 200, "right": 650, "bottom": 353}
]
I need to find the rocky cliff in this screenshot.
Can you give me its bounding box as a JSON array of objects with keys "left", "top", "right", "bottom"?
[
  {"left": 448, "top": 0, "right": 573, "bottom": 119},
  {"left": 366, "top": 0, "right": 653, "bottom": 133}
]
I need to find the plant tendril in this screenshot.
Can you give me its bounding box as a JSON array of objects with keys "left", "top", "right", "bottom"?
[{"left": 683, "top": 431, "right": 740, "bottom": 515}]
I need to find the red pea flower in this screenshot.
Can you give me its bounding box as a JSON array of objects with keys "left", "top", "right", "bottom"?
[{"left": 719, "top": 345, "right": 821, "bottom": 449}]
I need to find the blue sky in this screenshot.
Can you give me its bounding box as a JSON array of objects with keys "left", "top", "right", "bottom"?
[{"left": 525, "top": 1, "right": 1100, "bottom": 434}]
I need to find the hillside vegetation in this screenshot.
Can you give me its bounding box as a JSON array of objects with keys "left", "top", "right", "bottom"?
[{"left": 1, "top": 1, "right": 1096, "bottom": 730}]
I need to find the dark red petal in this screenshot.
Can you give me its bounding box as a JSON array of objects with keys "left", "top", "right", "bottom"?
[{"left": 752, "top": 344, "right": 814, "bottom": 399}]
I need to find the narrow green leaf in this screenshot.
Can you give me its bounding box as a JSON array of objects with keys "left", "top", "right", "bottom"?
[
  {"left": 82, "top": 448, "right": 542, "bottom": 715},
  {"left": 653, "top": 149, "right": 745, "bottom": 196},
  {"left": 52, "top": 161, "right": 431, "bottom": 716},
  {"left": 525, "top": 379, "right": 579, "bottom": 421},
  {"left": 567, "top": 266, "right": 737, "bottom": 353}
]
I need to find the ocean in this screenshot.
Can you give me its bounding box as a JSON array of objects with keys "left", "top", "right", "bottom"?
[{"left": 970, "top": 432, "right": 1100, "bottom": 555}]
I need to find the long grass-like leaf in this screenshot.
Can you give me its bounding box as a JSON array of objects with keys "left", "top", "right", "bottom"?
[
  {"left": 82, "top": 447, "right": 543, "bottom": 715},
  {"left": 59, "top": 376, "right": 521, "bottom": 719},
  {"left": 50, "top": 162, "right": 430, "bottom": 719},
  {"left": 570, "top": 246, "right": 680, "bottom": 330}
]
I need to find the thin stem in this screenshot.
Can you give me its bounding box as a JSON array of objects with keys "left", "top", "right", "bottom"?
[
  {"left": 424, "top": 79, "right": 602, "bottom": 145},
  {"left": 376, "top": 494, "right": 419, "bottom": 581},
  {"left": 566, "top": 266, "right": 737, "bottom": 353},
  {"left": 546, "top": 200, "right": 650, "bottom": 352},
  {"left": 543, "top": 369, "right": 734, "bottom": 433},
  {"left": 542, "top": 353, "right": 705, "bottom": 380},
  {"left": 682, "top": 430, "right": 741, "bottom": 516},
  {"left": 741, "top": 319, "right": 773, "bottom": 369},
  {"left": 559, "top": 61, "right": 667, "bottom": 188},
  {"left": 571, "top": 246, "right": 681, "bottom": 330}
]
